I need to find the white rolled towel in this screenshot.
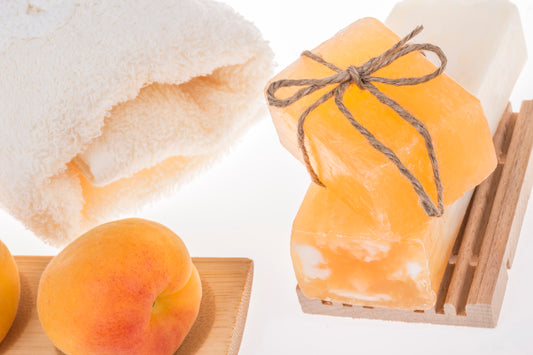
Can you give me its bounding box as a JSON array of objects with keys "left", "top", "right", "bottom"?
[{"left": 0, "top": 0, "right": 273, "bottom": 245}]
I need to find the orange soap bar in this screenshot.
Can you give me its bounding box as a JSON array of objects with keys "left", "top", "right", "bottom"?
[
  {"left": 267, "top": 18, "right": 497, "bottom": 233},
  {"left": 291, "top": 183, "right": 471, "bottom": 309}
]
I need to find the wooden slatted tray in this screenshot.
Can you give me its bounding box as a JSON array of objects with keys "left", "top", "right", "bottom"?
[
  {"left": 0, "top": 257, "right": 253, "bottom": 354},
  {"left": 297, "top": 100, "right": 533, "bottom": 328}
]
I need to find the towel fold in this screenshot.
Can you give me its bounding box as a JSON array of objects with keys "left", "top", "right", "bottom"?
[{"left": 0, "top": 0, "right": 273, "bottom": 245}]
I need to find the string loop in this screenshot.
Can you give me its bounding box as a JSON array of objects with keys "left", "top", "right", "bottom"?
[{"left": 266, "top": 26, "right": 446, "bottom": 217}]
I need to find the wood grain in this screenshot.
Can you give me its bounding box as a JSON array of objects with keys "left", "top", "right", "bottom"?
[
  {"left": 297, "top": 101, "right": 533, "bottom": 328},
  {"left": 0, "top": 257, "right": 253, "bottom": 354}
]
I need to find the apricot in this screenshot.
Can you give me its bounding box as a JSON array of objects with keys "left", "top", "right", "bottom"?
[
  {"left": 37, "top": 218, "right": 201, "bottom": 355},
  {"left": 0, "top": 239, "right": 20, "bottom": 343}
]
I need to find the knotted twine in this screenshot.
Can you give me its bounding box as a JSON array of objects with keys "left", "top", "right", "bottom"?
[{"left": 266, "top": 26, "right": 446, "bottom": 217}]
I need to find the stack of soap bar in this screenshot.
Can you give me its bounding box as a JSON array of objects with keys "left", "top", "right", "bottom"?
[
  {"left": 268, "top": 18, "right": 497, "bottom": 238},
  {"left": 267, "top": 17, "right": 501, "bottom": 309},
  {"left": 286, "top": 4, "right": 526, "bottom": 310}
]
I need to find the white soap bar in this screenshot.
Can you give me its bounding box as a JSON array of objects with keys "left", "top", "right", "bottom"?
[{"left": 386, "top": 0, "right": 527, "bottom": 134}]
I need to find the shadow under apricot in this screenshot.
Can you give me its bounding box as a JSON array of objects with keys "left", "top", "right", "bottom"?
[
  {"left": 175, "top": 279, "right": 215, "bottom": 355},
  {"left": 0, "top": 273, "right": 35, "bottom": 354}
]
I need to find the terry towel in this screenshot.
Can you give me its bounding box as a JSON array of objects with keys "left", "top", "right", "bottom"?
[{"left": 0, "top": 0, "right": 273, "bottom": 245}]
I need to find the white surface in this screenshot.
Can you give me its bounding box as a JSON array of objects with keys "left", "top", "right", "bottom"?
[{"left": 0, "top": 0, "right": 532, "bottom": 354}]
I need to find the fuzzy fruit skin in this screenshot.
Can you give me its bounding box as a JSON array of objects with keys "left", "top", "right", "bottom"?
[
  {"left": 0, "top": 240, "right": 20, "bottom": 343},
  {"left": 37, "top": 218, "right": 202, "bottom": 355}
]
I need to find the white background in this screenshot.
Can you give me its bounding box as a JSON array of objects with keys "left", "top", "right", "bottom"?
[{"left": 2, "top": 1, "right": 532, "bottom": 354}]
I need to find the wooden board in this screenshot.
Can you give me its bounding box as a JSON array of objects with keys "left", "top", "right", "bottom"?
[
  {"left": 297, "top": 100, "right": 533, "bottom": 328},
  {"left": 0, "top": 257, "right": 253, "bottom": 354}
]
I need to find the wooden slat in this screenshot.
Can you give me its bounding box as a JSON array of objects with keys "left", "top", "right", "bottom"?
[
  {"left": 0, "top": 257, "right": 253, "bottom": 354},
  {"left": 470, "top": 101, "right": 533, "bottom": 306},
  {"left": 444, "top": 104, "right": 515, "bottom": 317},
  {"left": 297, "top": 101, "right": 533, "bottom": 327}
]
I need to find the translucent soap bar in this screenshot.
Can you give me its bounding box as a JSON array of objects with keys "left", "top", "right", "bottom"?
[
  {"left": 291, "top": 183, "right": 470, "bottom": 309},
  {"left": 268, "top": 18, "right": 497, "bottom": 235}
]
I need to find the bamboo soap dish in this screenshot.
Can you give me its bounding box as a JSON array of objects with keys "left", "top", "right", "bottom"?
[
  {"left": 297, "top": 100, "right": 533, "bottom": 328},
  {"left": 0, "top": 257, "right": 254, "bottom": 355}
]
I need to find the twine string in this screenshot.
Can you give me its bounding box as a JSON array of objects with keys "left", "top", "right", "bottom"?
[{"left": 266, "top": 25, "right": 446, "bottom": 217}]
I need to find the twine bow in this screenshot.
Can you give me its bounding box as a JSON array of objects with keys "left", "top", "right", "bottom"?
[{"left": 266, "top": 26, "right": 447, "bottom": 217}]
